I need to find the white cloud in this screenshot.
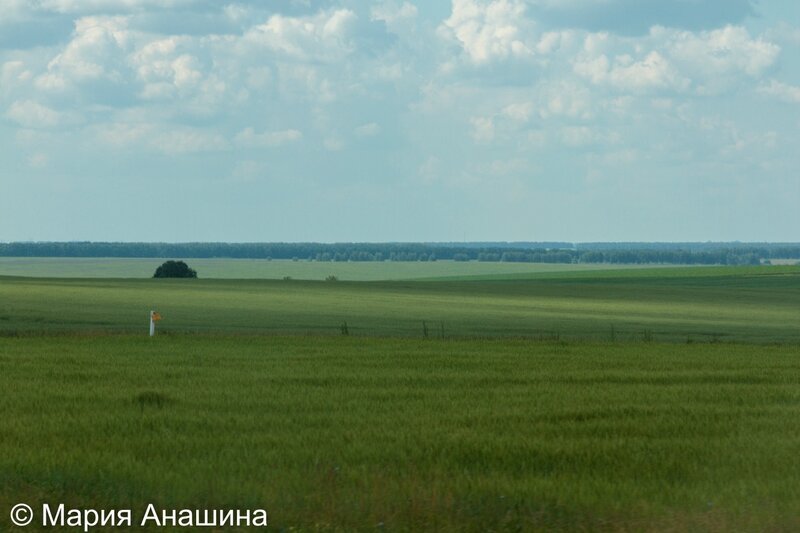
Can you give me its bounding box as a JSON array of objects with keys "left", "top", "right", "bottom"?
[
  {"left": 574, "top": 25, "right": 779, "bottom": 95},
  {"left": 374, "top": 63, "right": 405, "bottom": 81},
  {"left": 502, "top": 102, "right": 533, "bottom": 122},
  {"left": 354, "top": 122, "right": 380, "bottom": 137},
  {"left": 439, "top": 0, "right": 534, "bottom": 64},
  {"left": 245, "top": 66, "right": 272, "bottom": 89},
  {"left": 662, "top": 25, "right": 780, "bottom": 79},
  {"left": 758, "top": 80, "right": 800, "bottom": 104},
  {"left": 536, "top": 31, "right": 575, "bottom": 55},
  {"left": 0, "top": 0, "right": 38, "bottom": 20},
  {"left": 526, "top": 129, "right": 547, "bottom": 148},
  {"left": 230, "top": 159, "right": 265, "bottom": 183},
  {"left": 417, "top": 155, "right": 441, "bottom": 185},
  {"left": 28, "top": 152, "right": 49, "bottom": 168},
  {"left": 234, "top": 127, "right": 303, "bottom": 147},
  {"left": 242, "top": 9, "right": 357, "bottom": 62},
  {"left": 6, "top": 100, "right": 65, "bottom": 128},
  {"left": 2, "top": 61, "right": 29, "bottom": 80},
  {"left": 765, "top": 23, "right": 800, "bottom": 47},
  {"left": 371, "top": 1, "right": 418, "bottom": 34},
  {"left": 131, "top": 37, "right": 204, "bottom": 99},
  {"left": 276, "top": 63, "right": 336, "bottom": 102},
  {"left": 470, "top": 116, "right": 495, "bottom": 142},
  {"left": 38, "top": 16, "right": 132, "bottom": 89},
  {"left": 1, "top": 61, "right": 33, "bottom": 96},
  {"left": 575, "top": 51, "right": 690, "bottom": 92},
  {"left": 559, "top": 126, "right": 617, "bottom": 147},
  {"left": 324, "top": 137, "right": 345, "bottom": 151},
  {"left": 91, "top": 121, "right": 228, "bottom": 154},
  {"left": 148, "top": 127, "right": 229, "bottom": 155},
  {"left": 537, "top": 81, "right": 594, "bottom": 118}
]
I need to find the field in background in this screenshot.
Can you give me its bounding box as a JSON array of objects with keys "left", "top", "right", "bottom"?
[
  {"left": 2, "top": 336, "right": 800, "bottom": 531},
  {"left": 1, "top": 265, "right": 798, "bottom": 343},
  {"left": 0, "top": 257, "right": 681, "bottom": 281}
]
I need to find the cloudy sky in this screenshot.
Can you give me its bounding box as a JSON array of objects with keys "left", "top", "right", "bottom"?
[{"left": 1, "top": 0, "right": 798, "bottom": 242}]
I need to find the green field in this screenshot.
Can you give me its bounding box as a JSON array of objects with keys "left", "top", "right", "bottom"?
[
  {"left": 2, "top": 264, "right": 800, "bottom": 531},
  {"left": 0, "top": 257, "right": 680, "bottom": 281},
  {"left": 1, "top": 265, "right": 799, "bottom": 342},
  {"left": 2, "top": 336, "right": 800, "bottom": 531}
]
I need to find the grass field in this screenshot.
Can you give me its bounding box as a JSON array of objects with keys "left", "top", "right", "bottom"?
[
  {"left": 1, "top": 265, "right": 798, "bottom": 343},
  {"left": 2, "top": 263, "right": 800, "bottom": 531},
  {"left": 0, "top": 257, "right": 680, "bottom": 281},
  {"left": 2, "top": 336, "right": 800, "bottom": 531}
]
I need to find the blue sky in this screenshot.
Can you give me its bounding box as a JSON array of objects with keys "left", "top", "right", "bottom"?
[{"left": 1, "top": 0, "right": 798, "bottom": 242}]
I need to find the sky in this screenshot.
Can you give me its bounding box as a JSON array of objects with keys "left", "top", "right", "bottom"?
[{"left": 1, "top": 0, "right": 798, "bottom": 243}]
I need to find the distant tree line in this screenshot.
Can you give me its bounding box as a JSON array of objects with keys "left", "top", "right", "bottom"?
[
  {"left": 575, "top": 242, "right": 800, "bottom": 254},
  {"left": 493, "top": 250, "right": 765, "bottom": 265},
  {"left": 0, "top": 242, "right": 798, "bottom": 265}
]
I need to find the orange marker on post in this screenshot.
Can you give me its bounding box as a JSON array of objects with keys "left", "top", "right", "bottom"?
[{"left": 149, "top": 310, "right": 162, "bottom": 337}]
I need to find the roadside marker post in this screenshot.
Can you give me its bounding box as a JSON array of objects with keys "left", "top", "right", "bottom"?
[{"left": 149, "top": 310, "right": 162, "bottom": 337}]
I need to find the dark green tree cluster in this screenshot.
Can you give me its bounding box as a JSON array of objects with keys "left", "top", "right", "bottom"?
[{"left": 153, "top": 260, "right": 197, "bottom": 278}]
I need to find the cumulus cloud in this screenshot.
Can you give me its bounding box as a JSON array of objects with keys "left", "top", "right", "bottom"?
[
  {"left": 54, "top": 17, "right": 131, "bottom": 79},
  {"left": 143, "top": 127, "right": 227, "bottom": 155},
  {"left": 536, "top": 81, "right": 594, "bottom": 118},
  {"left": 6, "top": 100, "right": 67, "bottom": 128},
  {"left": 37, "top": 16, "right": 132, "bottom": 90},
  {"left": 234, "top": 127, "right": 303, "bottom": 147},
  {"left": 575, "top": 50, "right": 690, "bottom": 92},
  {"left": 502, "top": 101, "right": 534, "bottom": 122},
  {"left": 662, "top": 26, "right": 779, "bottom": 79},
  {"left": 439, "top": 0, "right": 534, "bottom": 64},
  {"left": 242, "top": 9, "right": 358, "bottom": 62},
  {"left": 574, "top": 25, "right": 779, "bottom": 94},
  {"left": 1, "top": 61, "right": 33, "bottom": 93},
  {"left": 758, "top": 80, "right": 800, "bottom": 104},
  {"left": 90, "top": 121, "right": 228, "bottom": 154},
  {"left": 130, "top": 37, "right": 204, "bottom": 99},
  {"left": 371, "top": 1, "right": 418, "bottom": 34}
]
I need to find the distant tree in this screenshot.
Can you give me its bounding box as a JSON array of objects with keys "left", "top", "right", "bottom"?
[{"left": 153, "top": 260, "right": 197, "bottom": 278}]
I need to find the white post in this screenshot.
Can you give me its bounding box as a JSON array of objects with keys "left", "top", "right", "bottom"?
[{"left": 149, "top": 310, "right": 155, "bottom": 337}]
